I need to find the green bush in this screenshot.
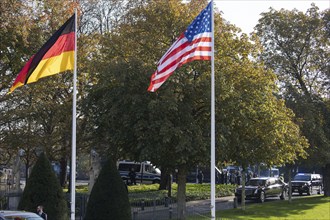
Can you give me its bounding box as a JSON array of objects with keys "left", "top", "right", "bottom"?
[
  {"left": 18, "top": 153, "right": 69, "bottom": 220},
  {"left": 84, "top": 159, "right": 131, "bottom": 220}
]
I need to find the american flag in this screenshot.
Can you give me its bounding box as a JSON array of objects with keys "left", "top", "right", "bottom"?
[{"left": 148, "top": 2, "right": 212, "bottom": 92}]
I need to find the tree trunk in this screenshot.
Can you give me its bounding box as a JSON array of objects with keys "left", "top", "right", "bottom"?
[
  {"left": 288, "top": 167, "right": 292, "bottom": 203},
  {"left": 168, "top": 173, "right": 172, "bottom": 197},
  {"left": 159, "top": 167, "right": 169, "bottom": 190},
  {"left": 292, "top": 164, "right": 298, "bottom": 177},
  {"left": 177, "top": 165, "right": 187, "bottom": 220},
  {"left": 323, "top": 163, "right": 330, "bottom": 196},
  {"left": 241, "top": 170, "right": 246, "bottom": 210},
  {"left": 89, "top": 149, "right": 101, "bottom": 193},
  {"left": 25, "top": 157, "right": 30, "bottom": 182},
  {"left": 13, "top": 153, "right": 21, "bottom": 191},
  {"left": 59, "top": 157, "right": 67, "bottom": 187},
  {"left": 159, "top": 167, "right": 173, "bottom": 197}
]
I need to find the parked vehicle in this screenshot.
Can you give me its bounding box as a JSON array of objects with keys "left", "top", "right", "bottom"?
[
  {"left": 185, "top": 167, "right": 214, "bottom": 183},
  {"left": 291, "top": 173, "right": 323, "bottom": 195},
  {"left": 0, "top": 210, "right": 43, "bottom": 220},
  {"left": 259, "top": 167, "right": 280, "bottom": 177},
  {"left": 117, "top": 160, "right": 161, "bottom": 184},
  {"left": 235, "top": 177, "right": 288, "bottom": 203}
]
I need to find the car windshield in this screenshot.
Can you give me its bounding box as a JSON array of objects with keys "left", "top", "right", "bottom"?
[
  {"left": 246, "top": 179, "right": 266, "bottom": 186},
  {"left": 294, "top": 175, "right": 311, "bottom": 181}
]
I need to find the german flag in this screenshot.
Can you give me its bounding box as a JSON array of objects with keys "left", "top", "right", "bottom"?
[{"left": 9, "top": 14, "right": 75, "bottom": 93}]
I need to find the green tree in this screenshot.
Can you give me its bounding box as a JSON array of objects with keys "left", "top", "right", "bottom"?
[
  {"left": 0, "top": 0, "right": 70, "bottom": 174},
  {"left": 0, "top": 0, "right": 96, "bottom": 187},
  {"left": 0, "top": 0, "right": 32, "bottom": 93},
  {"left": 83, "top": 0, "right": 308, "bottom": 217},
  {"left": 84, "top": 158, "right": 131, "bottom": 220},
  {"left": 215, "top": 33, "right": 309, "bottom": 168},
  {"left": 255, "top": 5, "right": 330, "bottom": 195},
  {"left": 18, "top": 153, "right": 68, "bottom": 220},
  {"left": 215, "top": 42, "right": 309, "bottom": 208},
  {"left": 83, "top": 1, "right": 211, "bottom": 218},
  {"left": 0, "top": 0, "right": 36, "bottom": 167}
]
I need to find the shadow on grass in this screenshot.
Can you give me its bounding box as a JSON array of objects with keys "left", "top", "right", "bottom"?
[{"left": 216, "top": 195, "right": 330, "bottom": 220}]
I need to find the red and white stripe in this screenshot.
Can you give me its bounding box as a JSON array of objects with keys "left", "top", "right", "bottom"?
[{"left": 148, "top": 32, "right": 212, "bottom": 92}]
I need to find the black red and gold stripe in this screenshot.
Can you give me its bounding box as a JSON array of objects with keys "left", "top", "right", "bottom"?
[{"left": 9, "top": 14, "right": 75, "bottom": 93}]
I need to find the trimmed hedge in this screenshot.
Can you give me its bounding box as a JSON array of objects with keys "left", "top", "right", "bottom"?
[
  {"left": 18, "top": 153, "right": 69, "bottom": 220},
  {"left": 84, "top": 159, "right": 131, "bottom": 220}
]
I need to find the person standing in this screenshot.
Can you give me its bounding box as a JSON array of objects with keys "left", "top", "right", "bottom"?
[
  {"left": 129, "top": 168, "right": 136, "bottom": 185},
  {"left": 197, "top": 170, "right": 204, "bottom": 184},
  {"left": 224, "top": 171, "right": 228, "bottom": 184},
  {"left": 37, "top": 205, "right": 47, "bottom": 220}
]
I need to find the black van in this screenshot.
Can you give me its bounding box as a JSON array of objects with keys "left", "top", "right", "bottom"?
[{"left": 291, "top": 173, "right": 323, "bottom": 195}]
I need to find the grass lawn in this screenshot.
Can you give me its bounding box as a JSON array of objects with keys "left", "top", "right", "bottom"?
[{"left": 188, "top": 195, "right": 330, "bottom": 220}]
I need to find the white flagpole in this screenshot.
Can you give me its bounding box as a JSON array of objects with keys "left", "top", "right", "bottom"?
[
  {"left": 70, "top": 8, "right": 78, "bottom": 220},
  {"left": 210, "top": 0, "right": 216, "bottom": 219}
]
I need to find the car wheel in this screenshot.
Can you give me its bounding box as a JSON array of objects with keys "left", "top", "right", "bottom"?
[
  {"left": 307, "top": 187, "right": 311, "bottom": 196},
  {"left": 259, "top": 191, "right": 265, "bottom": 203}
]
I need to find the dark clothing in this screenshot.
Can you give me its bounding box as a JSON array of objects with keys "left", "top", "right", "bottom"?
[
  {"left": 129, "top": 170, "right": 136, "bottom": 185},
  {"left": 38, "top": 212, "right": 47, "bottom": 220},
  {"left": 197, "top": 172, "right": 204, "bottom": 184}
]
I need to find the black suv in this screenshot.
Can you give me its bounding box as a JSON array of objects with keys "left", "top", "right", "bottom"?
[
  {"left": 235, "top": 177, "right": 288, "bottom": 203},
  {"left": 291, "top": 173, "right": 323, "bottom": 195}
]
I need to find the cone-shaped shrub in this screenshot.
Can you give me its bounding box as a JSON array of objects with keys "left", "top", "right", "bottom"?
[
  {"left": 18, "top": 153, "right": 68, "bottom": 220},
  {"left": 84, "top": 159, "right": 131, "bottom": 220}
]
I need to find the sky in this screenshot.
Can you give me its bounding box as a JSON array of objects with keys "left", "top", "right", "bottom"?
[{"left": 214, "top": 0, "right": 329, "bottom": 34}]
